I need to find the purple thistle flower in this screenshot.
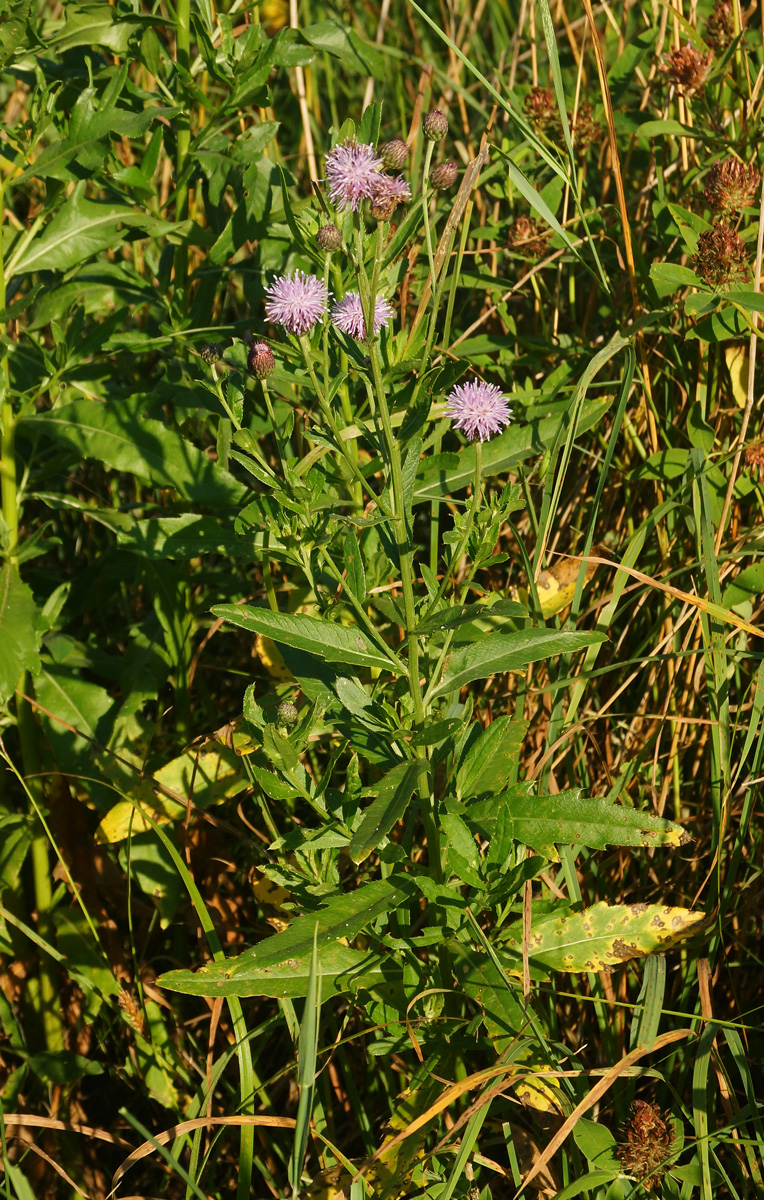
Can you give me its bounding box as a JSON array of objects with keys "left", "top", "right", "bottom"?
[
  {"left": 324, "top": 139, "right": 384, "bottom": 211},
  {"left": 445, "top": 379, "right": 512, "bottom": 442},
  {"left": 331, "top": 291, "right": 393, "bottom": 341},
  {"left": 264, "top": 270, "right": 328, "bottom": 336},
  {"left": 371, "top": 174, "right": 411, "bottom": 205}
]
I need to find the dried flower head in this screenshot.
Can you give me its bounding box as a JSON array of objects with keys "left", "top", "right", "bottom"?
[
  {"left": 369, "top": 173, "right": 411, "bottom": 220},
  {"left": 445, "top": 379, "right": 512, "bottom": 442},
  {"left": 524, "top": 86, "right": 559, "bottom": 131},
  {"left": 247, "top": 341, "right": 275, "bottom": 379},
  {"left": 317, "top": 223, "right": 342, "bottom": 252},
  {"left": 703, "top": 158, "right": 760, "bottom": 213},
  {"left": 277, "top": 700, "right": 299, "bottom": 726},
  {"left": 379, "top": 139, "right": 409, "bottom": 170},
  {"left": 264, "top": 270, "right": 329, "bottom": 336},
  {"left": 573, "top": 102, "right": 602, "bottom": 151},
  {"left": 745, "top": 442, "right": 764, "bottom": 481},
  {"left": 617, "top": 1101, "right": 675, "bottom": 1190},
  {"left": 331, "top": 291, "right": 393, "bottom": 341},
  {"left": 430, "top": 160, "right": 459, "bottom": 190},
  {"left": 118, "top": 989, "right": 147, "bottom": 1038},
  {"left": 659, "top": 42, "right": 713, "bottom": 94},
  {"left": 506, "top": 216, "right": 551, "bottom": 258},
  {"left": 423, "top": 109, "right": 449, "bottom": 142},
  {"left": 706, "top": 0, "right": 735, "bottom": 52},
  {"left": 324, "top": 139, "right": 384, "bottom": 211},
  {"left": 693, "top": 221, "right": 751, "bottom": 289}
]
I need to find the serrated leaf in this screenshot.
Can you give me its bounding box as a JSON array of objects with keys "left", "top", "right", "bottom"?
[
  {"left": 213, "top": 604, "right": 396, "bottom": 673},
  {"left": 501, "top": 902, "right": 705, "bottom": 972},
  {"left": 416, "top": 597, "right": 527, "bottom": 635},
  {"left": 433, "top": 628, "right": 606, "bottom": 695},
  {"left": 456, "top": 717, "right": 528, "bottom": 799},
  {"left": 158, "top": 879, "right": 404, "bottom": 996},
  {"left": 0, "top": 563, "right": 45, "bottom": 705},
  {"left": 468, "top": 790, "right": 690, "bottom": 858},
  {"left": 349, "top": 761, "right": 426, "bottom": 863}
]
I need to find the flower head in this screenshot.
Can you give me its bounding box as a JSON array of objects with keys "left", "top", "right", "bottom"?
[
  {"left": 659, "top": 42, "right": 713, "bottom": 93},
  {"left": 617, "top": 1101, "right": 675, "bottom": 1191},
  {"left": 703, "top": 158, "right": 759, "bottom": 213},
  {"left": 506, "top": 216, "right": 551, "bottom": 258},
  {"left": 573, "top": 102, "right": 602, "bottom": 151},
  {"left": 693, "top": 221, "right": 751, "bottom": 289},
  {"left": 331, "top": 292, "right": 393, "bottom": 341},
  {"left": 430, "top": 161, "right": 459, "bottom": 190},
  {"left": 423, "top": 109, "right": 449, "bottom": 142},
  {"left": 706, "top": 0, "right": 734, "bottom": 51},
  {"left": 317, "top": 223, "right": 342, "bottom": 252},
  {"left": 524, "top": 86, "right": 559, "bottom": 132},
  {"left": 248, "top": 341, "right": 276, "bottom": 378},
  {"left": 745, "top": 441, "right": 764, "bottom": 481},
  {"left": 369, "top": 173, "right": 411, "bottom": 220},
  {"left": 324, "top": 139, "right": 384, "bottom": 212},
  {"left": 379, "top": 139, "right": 409, "bottom": 170},
  {"left": 446, "top": 379, "right": 512, "bottom": 442},
  {"left": 264, "top": 270, "right": 328, "bottom": 336}
]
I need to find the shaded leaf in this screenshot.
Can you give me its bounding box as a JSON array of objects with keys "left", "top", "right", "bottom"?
[
  {"left": 213, "top": 604, "right": 396, "bottom": 673},
  {"left": 433, "top": 628, "right": 606, "bottom": 695},
  {"left": 0, "top": 563, "right": 45, "bottom": 705},
  {"left": 349, "top": 761, "right": 427, "bottom": 863}
]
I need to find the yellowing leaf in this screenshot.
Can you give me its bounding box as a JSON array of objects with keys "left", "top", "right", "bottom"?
[
  {"left": 512, "top": 1055, "right": 564, "bottom": 1114},
  {"left": 512, "top": 557, "right": 598, "bottom": 618},
  {"left": 95, "top": 741, "right": 248, "bottom": 843},
  {"left": 250, "top": 869, "right": 291, "bottom": 932},
  {"left": 502, "top": 902, "right": 705, "bottom": 973},
  {"left": 256, "top": 633, "right": 292, "bottom": 680},
  {"left": 725, "top": 343, "right": 749, "bottom": 409}
]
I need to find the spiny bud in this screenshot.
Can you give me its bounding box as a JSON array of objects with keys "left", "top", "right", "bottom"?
[
  {"left": 423, "top": 109, "right": 448, "bottom": 142},
  {"left": 317, "top": 223, "right": 342, "bottom": 252},
  {"left": 693, "top": 221, "right": 751, "bottom": 289},
  {"left": 430, "top": 160, "right": 458, "bottom": 190},
  {"left": 276, "top": 700, "right": 299, "bottom": 726},
  {"left": 200, "top": 342, "right": 223, "bottom": 365},
  {"left": 703, "top": 158, "right": 760, "bottom": 214},
  {"left": 247, "top": 341, "right": 275, "bottom": 379},
  {"left": 379, "top": 139, "right": 409, "bottom": 170},
  {"left": 369, "top": 195, "right": 398, "bottom": 221}
]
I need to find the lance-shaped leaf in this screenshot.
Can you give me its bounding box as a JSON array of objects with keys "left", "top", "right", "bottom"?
[
  {"left": 500, "top": 902, "right": 706, "bottom": 973},
  {"left": 433, "top": 628, "right": 606, "bottom": 695},
  {"left": 158, "top": 943, "right": 384, "bottom": 999},
  {"left": 212, "top": 605, "right": 396, "bottom": 673},
  {"left": 467, "top": 789, "right": 690, "bottom": 858},
  {"left": 0, "top": 563, "right": 45, "bottom": 705},
  {"left": 349, "top": 760, "right": 427, "bottom": 863},
  {"left": 456, "top": 717, "right": 528, "bottom": 799},
  {"left": 158, "top": 878, "right": 404, "bottom": 997}
]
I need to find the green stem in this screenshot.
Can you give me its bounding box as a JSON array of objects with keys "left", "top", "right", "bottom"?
[
  {"left": 173, "top": 0, "right": 191, "bottom": 298},
  {"left": 420, "top": 141, "right": 437, "bottom": 293},
  {"left": 297, "top": 335, "right": 370, "bottom": 502},
  {"left": 319, "top": 547, "right": 407, "bottom": 675}
]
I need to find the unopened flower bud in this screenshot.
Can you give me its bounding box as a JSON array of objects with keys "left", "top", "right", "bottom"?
[
  {"left": 277, "top": 700, "right": 299, "bottom": 726},
  {"left": 379, "top": 139, "right": 409, "bottom": 170},
  {"left": 317, "top": 223, "right": 342, "bottom": 252},
  {"left": 247, "top": 341, "right": 275, "bottom": 379},
  {"left": 430, "top": 160, "right": 458, "bottom": 190},
  {"left": 423, "top": 109, "right": 448, "bottom": 142},
  {"left": 200, "top": 342, "right": 223, "bottom": 365}
]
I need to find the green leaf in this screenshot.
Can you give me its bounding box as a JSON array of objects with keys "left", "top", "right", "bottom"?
[
  {"left": 649, "top": 262, "right": 702, "bottom": 290},
  {"left": 501, "top": 902, "right": 706, "bottom": 971},
  {"left": 456, "top": 717, "right": 528, "bottom": 799},
  {"left": 28, "top": 1051, "right": 103, "bottom": 1085},
  {"left": 158, "top": 879, "right": 405, "bottom": 997},
  {"left": 117, "top": 515, "right": 254, "bottom": 559},
  {"left": 343, "top": 528, "right": 366, "bottom": 604},
  {"left": 25, "top": 401, "right": 245, "bottom": 507},
  {"left": 349, "top": 761, "right": 426, "bottom": 863},
  {"left": 469, "top": 789, "right": 690, "bottom": 857},
  {"left": 212, "top": 604, "right": 396, "bottom": 673},
  {"left": 0, "top": 563, "right": 45, "bottom": 705},
  {"left": 416, "top": 597, "right": 527, "bottom": 635},
  {"left": 450, "top": 942, "right": 526, "bottom": 1048},
  {"left": 686, "top": 304, "right": 749, "bottom": 342},
  {"left": 301, "top": 18, "right": 385, "bottom": 79},
  {"left": 433, "top": 628, "right": 606, "bottom": 695},
  {"left": 0, "top": 813, "right": 34, "bottom": 891}
]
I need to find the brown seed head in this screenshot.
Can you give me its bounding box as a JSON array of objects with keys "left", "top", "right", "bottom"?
[
  {"left": 706, "top": 0, "right": 735, "bottom": 52},
  {"left": 379, "top": 139, "right": 409, "bottom": 170},
  {"left": 423, "top": 109, "right": 448, "bottom": 142},
  {"left": 573, "top": 102, "right": 602, "bottom": 151},
  {"left": 524, "top": 86, "right": 559, "bottom": 132},
  {"left": 659, "top": 42, "right": 713, "bottom": 94},
  {"left": 703, "top": 158, "right": 760, "bottom": 214},
  {"left": 247, "top": 341, "right": 276, "bottom": 379},
  {"left": 430, "top": 160, "right": 459, "bottom": 190},
  {"left": 693, "top": 221, "right": 751, "bottom": 289},
  {"left": 118, "top": 989, "right": 147, "bottom": 1038},
  {"left": 617, "top": 1101, "right": 675, "bottom": 1190},
  {"left": 506, "top": 215, "right": 551, "bottom": 258},
  {"left": 745, "top": 442, "right": 764, "bottom": 481},
  {"left": 317, "top": 223, "right": 342, "bottom": 252}
]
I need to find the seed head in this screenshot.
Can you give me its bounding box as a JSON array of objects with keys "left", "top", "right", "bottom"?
[
  {"left": 445, "top": 379, "right": 512, "bottom": 442},
  {"left": 277, "top": 700, "right": 299, "bottom": 726},
  {"left": 659, "top": 42, "right": 713, "bottom": 94},
  {"left": 264, "top": 270, "right": 329, "bottom": 336},
  {"left": 524, "top": 86, "right": 559, "bottom": 132},
  {"left": 247, "top": 341, "right": 276, "bottom": 379},
  {"left": 423, "top": 109, "right": 449, "bottom": 142},
  {"left": 324, "top": 139, "right": 384, "bottom": 212},
  {"left": 369, "top": 173, "right": 411, "bottom": 220},
  {"left": 745, "top": 442, "right": 764, "bottom": 481},
  {"left": 573, "top": 102, "right": 602, "bottom": 151},
  {"left": 506, "top": 216, "right": 551, "bottom": 258},
  {"left": 693, "top": 221, "right": 751, "bottom": 289},
  {"left": 118, "top": 989, "right": 147, "bottom": 1038},
  {"left": 330, "top": 291, "right": 393, "bottom": 342},
  {"left": 379, "top": 139, "right": 409, "bottom": 170},
  {"left": 617, "top": 1101, "right": 675, "bottom": 1191},
  {"left": 430, "top": 160, "right": 459, "bottom": 190},
  {"left": 703, "top": 158, "right": 760, "bottom": 214},
  {"left": 317, "top": 223, "right": 342, "bottom": 252},
  {"left": 706, "top": 0, "right": 735, "bottom": 51}
]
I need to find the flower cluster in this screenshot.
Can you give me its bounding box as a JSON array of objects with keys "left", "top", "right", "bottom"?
[
  {"left": 524, "top": 86, "right": 560, "bottom": 135},
  {"left": 324, "top": 139, "right": 411, "bottom": 219},
  {"left": 703, "top": 158, "right": 759, "bottom": 214},
  {"left": 617, "top": 1101, "right": 675, "bottom": 1190},
  {"left": 659, "top": 42, "right": 713, "bottom": 94},
  {"left": 507, "top": 216, "right": 551, "bottom": 258},
  {"left": 745, "top": 442, "right": 764, "bottom": 481},
  {"left": 693, "top": 222, "right": 751, "bottom": 289},
  {"left": 445, "top": 380, "right": 512, "bottom": 442},
  {"left": 573, "top": 102, "right": 602, "bottom": 151},
  {"left": 706, "top": 0, "right": 734, "bottom": 51}
]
